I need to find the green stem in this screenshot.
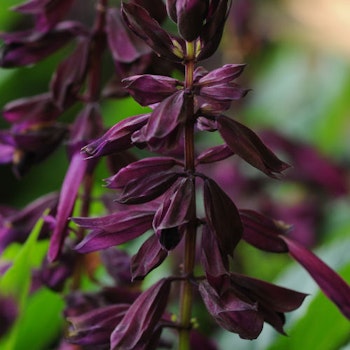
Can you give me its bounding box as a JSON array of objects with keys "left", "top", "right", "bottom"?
[{"left": 178, "top": 41, "right": 197, "bottom": 350}]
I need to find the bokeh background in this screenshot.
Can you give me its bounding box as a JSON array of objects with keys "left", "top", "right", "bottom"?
[{"left": 1, "top": 0, "right": 350, "bottom": 349}]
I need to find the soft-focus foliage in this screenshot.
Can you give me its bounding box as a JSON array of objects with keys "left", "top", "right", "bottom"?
[{"left": 1, "top": 0, "right": 350, "bottom": 349}]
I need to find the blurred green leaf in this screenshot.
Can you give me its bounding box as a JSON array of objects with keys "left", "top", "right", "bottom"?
[
  {"left": 0, "top": 213, "right": 47, "bottom": 349},
  {"left": 11, "top": 288, "right": 64, "bottom": 350},
  {"left": 267, "top": 262, "right": 350, "bottom": 350}
]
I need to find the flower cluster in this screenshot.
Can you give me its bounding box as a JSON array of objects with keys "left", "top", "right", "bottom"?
[{"left": 0, "top": 1, "right": 349, "bottom": 349}]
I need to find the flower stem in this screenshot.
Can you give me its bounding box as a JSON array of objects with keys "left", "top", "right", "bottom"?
[{"left": 178, "top": 41, "right": 197, "bottom": 350}]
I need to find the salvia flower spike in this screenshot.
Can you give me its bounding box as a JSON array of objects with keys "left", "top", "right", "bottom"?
[{"left": 0, "top": 0, "right": 349, "bottom": 349}]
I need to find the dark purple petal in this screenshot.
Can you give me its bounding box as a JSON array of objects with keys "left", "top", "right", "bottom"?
[
  {"left": 73, "top": 210, "right": 154, "bottom": 253},
  {"left": 2, "top": 93, "right": 60, "bottom": 129},
  {"left": 82, "top": 113, "right": 150, "bottom": 158},
  {"left": 105, "top": 156, "right": 178, "bottom": 189},
  {"left": 11, "top": 124, "right": 68, "bottom": 177},
  {"left": 239, "top": 209, "right": 289, "bottom": 253},
  {"left": 0, "top": 296, "right": 18, "bottom": 338},
  {"left": 0, "top": 21, "right": 87, "bottom": 68},
  {"left": 141, "top": 90, "right": 185, "bottom": 143},
  {"left": 13, "top": 0, "right": 75, "bottom": 32},
  {"left": 200, "top": 83, "right": 249, "bottom": 102},
  {"left": 100, "top": 248, "right": 132, "bottom": 285},
  {"left": 281, "top": 236, "right": 350, "bottom": 319},
  {"left": 197, "top": 64, "right": 246, "bottom": 85},
  {"left": 72, "top": 209, "right": 154, "bottom": 231},
  {"left": 203, "top": 177, "right": 242, "bottom": 257},
  {"left": 115, "top": 171, "right": 180, "bottom": 205},
  {"left": 48, "top": 152, "right": 88, "bottom": 261},
  {"left": 122, "top": 2, "right": 184, "bottom": 62},
  {"left": 199, "top": 280, "right": 263, "bottom": 340},
  {"left": 50, "top": 38, "right": 90, "bottom": 109},
  {"left": 40, "top": 248, "right": 77, "bottom": 292},
  {"left": 230, "top": 273, "right": 307, "bottom": 314},
  {"left": 67, "top": 304, "right": 129, "bottom": 346},
  {"left": 201, "top": 224, "right": 229, "bottom": 280},
  {"left": 123, "top": 74, "right": 180, "bottom": 106},
  {"left": 153, "top": 177, "right": 194, "bottom": 250},
  {"left": 217, "top": 115, "right": 290, "bottom": 177},
  {"left": 68, "top": 103, "right": 103, "bottom": 155},
  {"left": 0, "top": 192, "right": 58, "bottom": 251},
  {"left": 131, "top": 234, "right": 168, "bottom": 280},
  {"left": 106, "top": 8, "right": 151, "bottom": 64},
  {"left": 175, "top": 0, "right": 209, "bottom": 41},
  {"left": 196, "top": 144, "right": 233, "bottom": 165},
  {"left": 110, "top": 278, "right": 171, "bottom": 349},
  {"left": 157, "top": 226, "right": 183, "bottom": 251},
  {"left": 153, "top": 177, "right": 194, "bottom": 231},
  {"left": 261, "top": 130, "right": 348, "bottom": 196},
  {"left": 197, "top": 0, "right": 231, "bottom": 61}
]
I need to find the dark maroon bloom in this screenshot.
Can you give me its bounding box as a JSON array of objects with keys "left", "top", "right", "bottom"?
[
  {"left": 217, "top": 115, "right": 290, "bottom": 178},
  {"left": 134, "top": 91, "right": 186, "bottom": 148},
  {"left": 13, "top": 0, "right": 75, "bottom": 32},
  {"left": 67, "top": 304, "right": 129, "bottom": 346},
  {"left": 48, "top": 152, "right": 88, "bottom": 262},
  {"left": 281, "top": 236, "right": 350, "bottom": 319},
  {"left": 39, "top": 245, "right": 77, "bottom": 292},
  {"left": 0, "top": 21, "right": 87, "bottom": 68},
  {"left": 73, "top": 209, "right": 154, "bottom": 253},
  {"left": 0, "top": 124, "right": 67, "bottom": 177},
  {"left": 82, "top": 113, "right": 150, "bottom": 158},
  {"left": 0, "top": 295, "right": 18, "bottom": 338},
  {"left": 203, "top": 177, "right": 243, "bottom": 257},
  {"left": 240, "top": 209, "right": 289, "bottom": 253},
  {"left": 168, "top": 0, "right": 209, "bottom": 41},
  {"left": 199, "top": 280, "right": 264, "bottom": 340},
  {"left": 105, "top": 156, "right": 179, "bottom": 189},
  {"left": 201, "top": 229, "right": 307, "bottom": 337},
  {"left": 123, "top": 74, "right": 180, "bottom": 106},
  {"left": 110, "top": 278, "right": 171, "bottom": 349},
  {"left": 50, "top": 37, "right": 90, "bottom": 109},
  {"left": 101, "top": 248, "right": 132, "bottom": 285},
  {"left": 153, "top": 177, "right": 194, "bottom": 249},
  {"left": 195, "top": 64, "right": 249, "bottom": 108},
  {"left": 239, "top": 210, "right": 350, "bottom": 320},
  {"left": 49, "top": 103, "right": 103, "bottom": 261},
  {"left": 114, "top": 171, "right": 181, "bottom": 205},
  {"left": 196, "top": 144, "right": 233, "bottom": 165},
  {"left": 2, "top": 93, "right": 60, "bottom": 129},
  {"left": 260, "top": 130, "right": 348, "bottom": 196},
  {"left": 197, "top": 0, "right": 232, "bottom": 61},
  {"left": 0, "top": 192, "right": 58, "bottom": 252},
  {"left": 131, "top": 234, "right": 168, "bottom": 281},
  {"left": 122, "top": 2, "right": 185, "bottom": 63},
  {"left": 106, "top": 8, "right": 151, "bottom": 65}
]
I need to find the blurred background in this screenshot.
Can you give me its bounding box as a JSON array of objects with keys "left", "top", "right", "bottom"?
[{"left": 1, "top": 0, "right": 350, "bottom": 349}]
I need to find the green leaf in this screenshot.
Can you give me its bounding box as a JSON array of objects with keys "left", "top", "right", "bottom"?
[
  {"left": 0, "top": 213, "right": 47, "bottom": 349},
  {"left": 11, "top": 288, "right": 65, "bottom": 350},
  {"left": 267, "top": 263, "right": 350, "bottom": 350}
]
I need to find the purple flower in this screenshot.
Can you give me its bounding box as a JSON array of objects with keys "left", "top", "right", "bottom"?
[
  {"left": 67, "top": 304, "right": 130, "bottom": 346},
  {"left": 0, "top": 192, "right": 58, "bottom": 252},
  {"left": 203, "top": 177, "right": 243, "bottom": 257},
  {"left": 0, "top": 295, "right": 18, "bottom": 338},
  {"left": 73, "top": 209, "right": 155, "bottom": 253},
  {"left": 110, "top": 278, "right": 171, "bottom": 349},
  {"left": 240, "top": 210, "right": 350, "bottom": 319},
  {"left": 0, "top": 21, "right": 87, "bottom": 68},
  {"left": 48, "top": 104, "right": 102, "bottom": 261},
  {"left": 13, "top": 0, "right": 75, "bottom": 32}
]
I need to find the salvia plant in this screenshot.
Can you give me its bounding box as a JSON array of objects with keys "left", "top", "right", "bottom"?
[{"left": 0, "top": 0, "right": 349, "bottom": 349}]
